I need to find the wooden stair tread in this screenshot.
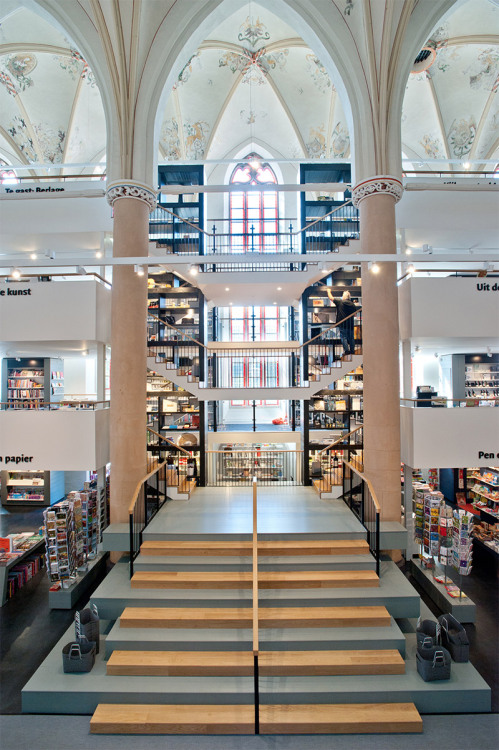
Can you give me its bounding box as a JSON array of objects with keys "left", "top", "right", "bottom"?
[
  {"left": 120, "top": 605, "right": 391, "bottom": 629},
  {"left": 130, "top": 569, "right": 379, "bottom": 589},
  {"left": 259, "top": 703, "right": 422, "bottom": 734},
  {"left": 177, "top": 478, "right": 196, "bottom": 494},
  {"left": 106, "top": 648, "right": 404, "bottom": 676},
  {"left": 259, "top": 649, "right": 405, "bottom": 675},
  {"left": 90, "top": 703, "right": 421, "bottom": 735},
  {"left": 90, "top": 704, "right": 254, "bottom": 734},
  {"left": 140, "top": 539, "right": 370, "bottom": 557},
  {"left": 107, "top": 650, "right": 254, "bottom": 676}
]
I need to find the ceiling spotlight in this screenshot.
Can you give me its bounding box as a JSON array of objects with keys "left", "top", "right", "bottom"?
[
  {"left": 188, "top": 264, "right": 199, "bottom": 276},
  {"left": 415, "top": 346, "right": 420, "bottom": 352},
  {"left": 95, "top": 251, "right": 103, "bottom": 259},
  {"left": 434, "top": 352, "right": 439, "bottom": 358},
  {"left": 11, "top": 268, "right": 21, "bottom": 279},
  {"left": 229, "top": 301, "right": 233, "bottom": 306},
  {"left": 45, "top": 250, "right": 55, "bottom": 260},
  {"left": 368, "top": 262, "right": 380, "bottom": 274},
  {"left": 405, "top": 249, "right": 412, "bottom": 255},
  {"left": 422, "top": 243, "right": 433, "bottom": 254},
  {"left": 277, "top": 286, "right": 282, "bottom": 291},
  {"left": 487, "top": 347, "right": 492, "bottom": 358},
  {"left": 273, "top": 301, "right": 277, "bottom": 305},
  {"left": 463, "top": 161, "right": 471, "bottom": 170},
  {"left": 225, "top": 287, "right": 230, "bottom": 291},
  {"left": 134, "top": 264, "right": 145, "bottom": 276},
  {"left": 30, "top": 253, "right": 37, "bottom": 260},
  {"left": 407, "top": 264, "right": 415, "bottom": 275},
  {"left": 249, "top": 158, "right": 261, "bottom": 171},
  {"left": 77, "top": 266, "right": 86, "bottom": 275},
  {"left": 82, "top": 349, "right": 89, "bottom": 357}
]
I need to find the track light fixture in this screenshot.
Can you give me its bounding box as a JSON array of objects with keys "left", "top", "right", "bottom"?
[
  {"left": 422, "top": 244, "right": 433, "bottom": 254},
  {"left": 45, "top": 250, "right": 55, "bottom": 260}
]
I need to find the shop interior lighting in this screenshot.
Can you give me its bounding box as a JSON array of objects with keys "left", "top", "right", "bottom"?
[
  {"left": 81, "top": 349, "right": 89, "bottom": 356},
  {"left": 407, "top": 265, "right": 415, "bottom": 275},
  {"left": 95, "top": 251, "right": 103, "bottom": 258},
  {"left": 77, "top": 266, "right": 86, "bottom": 275},
  {"left": 422, "top": 244, "right": 433, "bottom": 254},
  {"left": 405, "top": 248, "right": 412, "bottom": 255},
  {"left": 134, "top": 264, "right": 145, "bottom": 276},
  {"left": 368, "top": 262, "right": 380, "bottom": 274},
  {"left": 225, "top": 287, "right": 230, "bottom": 291},
  {"left": 10, "top": 267, "right": 21, "bottom": 279},
  {"left": 487, "top": 347, "right": 492, "bottom": 357},
  {"left": 189, "top": 264, "right": 199, "bottom": 275},
  {"left": 463, "top": 161, "right": 471, "bottom": 170},
  {"left": 45, "top": 250, "right": 55, "bottom": 259},
  {"left": 30, "top": 253, "right": 37, "bottom": 260}
]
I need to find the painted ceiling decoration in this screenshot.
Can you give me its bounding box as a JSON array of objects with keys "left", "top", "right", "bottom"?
[
  {"left": 0, "top": 0, "right": 496, "bottom": 176},
  {"left": 401, "top": 0, "right": 499, "bottom": 168},
  {"left": 0, "top": 5, "right": 105, "bottom": 173}
]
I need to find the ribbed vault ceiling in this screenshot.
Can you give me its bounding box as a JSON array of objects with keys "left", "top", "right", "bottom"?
[{"left": 0, "top": 0, "right": 497, "bottom": 174}]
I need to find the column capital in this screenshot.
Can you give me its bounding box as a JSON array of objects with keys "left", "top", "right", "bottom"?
[
  {"left": 352, "top": 175, "right": 403, "bottom": 208},
  {"left": 106, "top": 180, "right": 157, "bottom": 212}
]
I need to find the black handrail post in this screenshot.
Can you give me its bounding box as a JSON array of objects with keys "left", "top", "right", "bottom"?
[
  {"left": 361, "top": 481, "right": 365, "bottom": 525},
  {"left": 254, "top": 653, "right": 260, "bottom": 734},
  {"left": 129, "top": 512, "right": 134, "bottom": 578},
  {"left": 375, "top": 511, "right": 380, "bottom": 577}
]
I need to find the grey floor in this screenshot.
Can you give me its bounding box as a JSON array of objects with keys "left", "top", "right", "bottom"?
[
  {"left": 1, "top": 714, "right": 498, "bottom": 750},
  {"left": 146, "top": 486, "right": 365, "bottom": 536}
]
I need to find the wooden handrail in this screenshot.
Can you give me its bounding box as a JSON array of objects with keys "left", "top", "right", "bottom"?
[
  {"left": 318, "top": 425, "right": 363, "bottom": 454},
  {"left": 252, "top": 477, "right": 259, "bottom": 656},
  {"left": 128, "top": 459, "right": 168, "bottom": 514},
  {"left": 153, "top": 198, "right": 354, "bottom": 239},
  {"left": 148, "top": 311, "right": 207, "bottom": 349},
  {"left": 302, "top": 307, "right": 362, "bottom": 348},
  {"left": 155, "top": 203, "right": 213, "bottom": 238},
  {"left": 343, "top": 459, "right": 381, "bottom": 514},
  {"left": 147, "top": 427, "right": 192, "bottom": 456}
]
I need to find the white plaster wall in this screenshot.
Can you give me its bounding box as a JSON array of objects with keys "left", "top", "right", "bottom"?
[
  {"left": 0, "top": 409, "right": 110, "bottom": 471},
  {"left": 400, "top": 405, "right": 499, "bottom": 468},
  {"left": 0, "top": 280, "right": 110, "bottom": 343},
  {"left": 399, "top": 277, "right": 499, "bottom": 340}
]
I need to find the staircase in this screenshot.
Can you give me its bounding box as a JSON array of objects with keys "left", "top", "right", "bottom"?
[{"left": 88, "top": 535, "right": 423, "bottom": 735}]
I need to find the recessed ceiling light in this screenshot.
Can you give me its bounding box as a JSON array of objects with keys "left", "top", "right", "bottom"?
[
  {"left": 95, "top": 251, "right": 103, "bottom": 258},
  {"left": 277, "top": 287, "right": 282, "bottom": 290},
  {"left": 273, "top": 301, "right": 277, "bottom": 305},
  {"left": 30, "top": 253, "right": 37, "bottom": 260},
  {"left": 229, "top": 302, "right": 233, "bottom": 306},
  {"left": 225, "top": 287, "right": 230, "bottom": 291},
  {"left": 405, "top": 249, "right": 412, "bottom": 255},
  {"left": 11, "top": 268, "right": 21, "bottom": 279}
]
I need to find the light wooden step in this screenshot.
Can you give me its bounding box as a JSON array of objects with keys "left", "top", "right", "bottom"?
[
  {"left": 107, "top": 650, "right": 254, "bottom": 676},
  {"left": 90, "top": 702, "right": 422, "bottom": 735},
  {"left": 258, "top": 649, "right": 405, "bottom": 676},
  {"left": 140, "top": 539, "right": 370, "bottom": 557},
  {"left": 90, "top": 704, "right": 254, "bottom": 734},
  {"left": 106, "top": 648, "right": 404, "bottom": 677},
  {"left": 259, "top": 703, "right": 422, "bottom": 734},
  {"left": 130, "top": 569, "right": 379, "bottom": 589},
  {"left": 119, "top": 605, "right": 391, "bottom": 629},
  {"left": 177, "top": 478, "right": 196, "bottom": 495}
]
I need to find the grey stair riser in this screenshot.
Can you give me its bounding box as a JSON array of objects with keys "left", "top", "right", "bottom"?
[
  {"left": 104, "top": 622, "right": 406, "bottom": 658},
  {"left": 143, "top": 532, "right": 367, "bottom": 542},
  {"left": 91, "top": 592, "right": 418, "bottom": 621},
  {"left": 134, "top": 554, "right": 377, "bottom": 572}
]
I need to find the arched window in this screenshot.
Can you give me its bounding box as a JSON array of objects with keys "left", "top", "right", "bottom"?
[{"left": 229, "top": 154, "right": 278, "bottom": 252}]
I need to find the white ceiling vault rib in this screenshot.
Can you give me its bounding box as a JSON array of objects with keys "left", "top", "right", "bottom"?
[
  {"left": 426, "top": 75, "right": 451, "bottom": 161},
  {"left": 204, "top": 70, "right": 245, "bottom": 158},
  {"left": 469, "top": 88, "right": 496, "bottom": 161},
  {"left": 62, "top": 75, "right": 84, "bottom": 163}
]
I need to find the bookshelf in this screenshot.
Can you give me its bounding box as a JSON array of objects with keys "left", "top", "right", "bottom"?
[
  {"left": 0, "top": 469, "right": 64, "bottom": 507},
  {"left": 1, "top": 357, "right": 64, "bottom": 408}
]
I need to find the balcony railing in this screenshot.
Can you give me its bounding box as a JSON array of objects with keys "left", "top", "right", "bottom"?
[
  {"left": 206, "top": 449, "right": 302, "bottom": 487},
  {"left": 0, "top": 399, "right": 110, "bottom": 411},
  {"left": 147, "top": 309, "right": 362, "bottom": 390},
  {"left": 149, "top": 200, "right": 359, "bottom": 259},
  {"left": 311, "top": 426, "right": 364, "bottom": 491},
  {"left": 400, "top": 397, "right": 498, "bottom": 408}
]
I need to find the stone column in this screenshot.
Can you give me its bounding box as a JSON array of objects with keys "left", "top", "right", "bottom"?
[
  {"left": 352, "top": 176, "right": 403, "bottom": 522},
  {"left": 106, "top": 181, "right": 157, "bottom": 524}
]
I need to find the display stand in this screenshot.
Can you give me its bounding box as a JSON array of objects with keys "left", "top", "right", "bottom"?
[
  {"left": 48, "top": 551, "right": 108, "bottom": 609},
  {"left": 0, "top": 537, "right": 45, "bottom": 606}
]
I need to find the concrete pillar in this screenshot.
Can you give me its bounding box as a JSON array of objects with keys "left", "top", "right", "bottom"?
[
  {"left": 106, "top": 181, "right": 157, "bottom": 524},
  {"left": 352, "top": 177, "right": 404, "bottom": 522}
]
